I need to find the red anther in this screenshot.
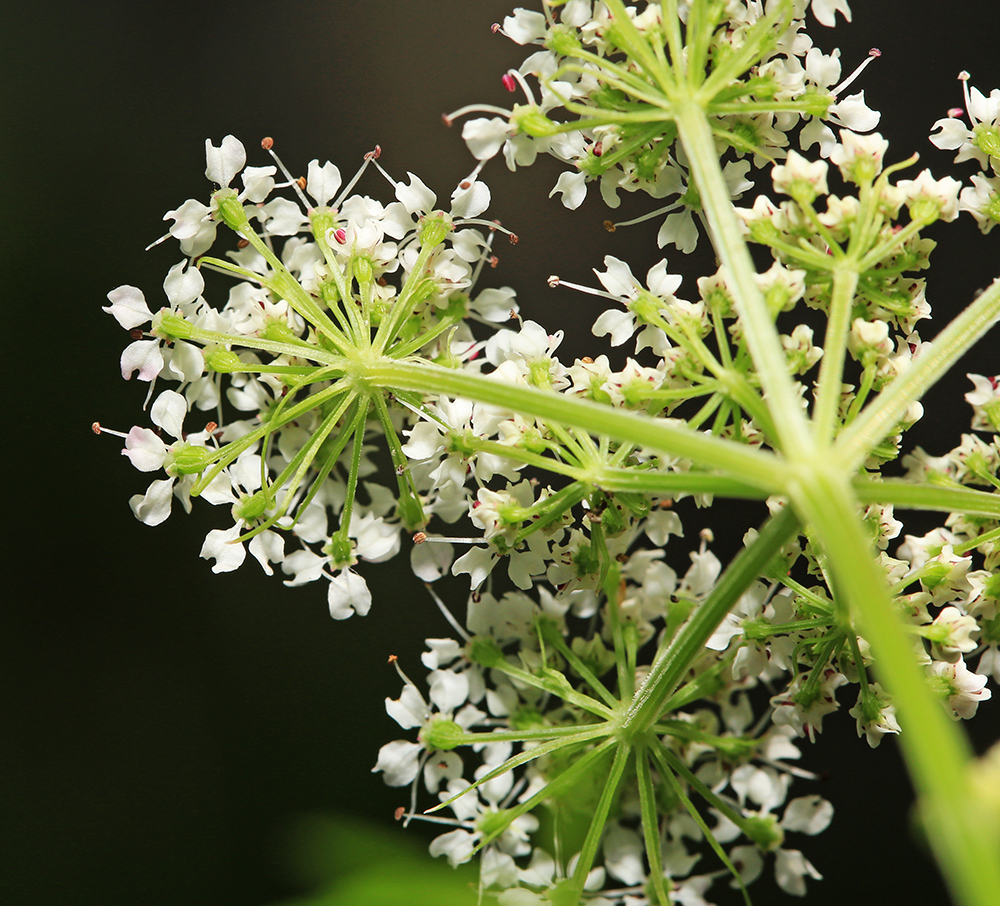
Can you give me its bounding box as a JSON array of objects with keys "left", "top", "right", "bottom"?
[
  {"left": 868, "top": 47, "right": 881, "bottom": 57},
  {"left": 508, "top": 233, "right": 518, "bottom": 245},
  {"left": 237, "top": 238, "right": 249, "bottom": 249},
  {"left": 460, "top": 179, "right": 472, "bottom": 189},
  {"left": 261, "top": 136, "right": 274, "bottom": 150},
  {"left": 604, "top": 220, "right": 617, "bottom": 233},
  {"left": 491, "top": 22, "right": 501, "bottom": 33},
  {"left": 204, "top": 421, "right": 218, "bottom": 433},
  {"left": 333, "top": 227, "right": 347, "bottom": 244},
  {"left": 592, "top": 141, "right": 603, "bottom": 157},
  {"left": 394, "top": 807, "right": 406, "bottom": 821},
  {"left": 129, "top": 328, "right": 144, "bottom": 340},
  {"left": 412, "top": 531, "right": 428, "bottom": 544},
  {"left": 502, "top": 72, "right": 516, "bottom": 92},
  {"left": 488, "top": 255, "right": 499, "bottom": 268},
  {"left": 364, "top": 145, "right": 381, "bottom": 161},
  {"left": 442, "top": 113, "right": 453, "bottom": 127},
  {"left": 947, "top": 107, "right": 965, "bottom": 118},
  {"left": 91, "top": 422, "right": 102, "bottom": 435}
]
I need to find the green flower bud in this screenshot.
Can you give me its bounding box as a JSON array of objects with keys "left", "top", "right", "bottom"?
[
  {"left": 260, "top": 319, "right": 301, "bottom": 345},
  {"left": 468, "top": 636, "right": 504, "bottom": 668},
  {"left": 212, "top": 187, "right": 249, "bottom": 230},
  {"left": 744, "top": 813, "right": 784, "bottom": 852},
  {"left": 153, "top": 310, "right": 197, "bottom": 340},
  {"left": 418, "top": 212, "right": 451, "bottom": 248},
  {"left": 233, "top": 489, "right": 269, "bottom": 523},
  {"left": 546, "top": 27, "right": 581, "bottom": 57},
  {"left": 166, "top": 442, "right": 213, "bottom": 476},
  {"left": 420, "top": 716, "right": 466, "bottom": 751},
  {"left": 326, "top": 531, "right": 355, "bottom": 569},
  {"left": 512, "top": 105, "right": 560, "bottom": 138},
  {"left": 205, "top": 347, "right": 242, "bottom": 373}
]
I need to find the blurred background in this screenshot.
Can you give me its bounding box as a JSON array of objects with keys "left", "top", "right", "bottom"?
[{"left": 4, "top": 2, "right": 997, "bottom": 904}]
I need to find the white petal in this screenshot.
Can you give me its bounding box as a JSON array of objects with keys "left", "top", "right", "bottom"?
[
  {"left": 327, "top": 569, "right": 372, "bottom": 619},
  {"left": 150, "top": 390, "right": 187, "bottom": 439},
  {"left": 306, "top": 159, "right": 343, "bottom": 207},
  {"left": 204, "top": 135, "right": 246, "bottom": 187},
  {"left": 162, "top": 260, "right": 205, "bottom": 306},
  {"left": 129, "top": 478, "right": 175, "bottom": 526},
  {"left": 451, "top": 180, "right": 491, "bottom": 219},
  {"left": 427, "top": 669, "right": 469, "bottom": 713},
  {"left": 104, "top": 285, "right": 154, "bottom": 329},
  {"left": 120, "top": 339, "right": 163, "bottom": 382},
  {"left": 372, "top": 739, "right": 423, "bottom": 787},
  {"left": 200, "top": 525, "right": 247, "bottom": 573},
  {"left": 549, "top": 170, "right": 587, "bottom": 210},
  {"left": 396, "top": 172, "right": 436, "bottom": 214},
  {"left": 122, "top": 427, "right": 168, "bottom": 472}
]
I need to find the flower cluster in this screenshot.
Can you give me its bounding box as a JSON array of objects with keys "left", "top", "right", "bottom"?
[
  {"left": 448, "top": 0, "right": 880, "bottom": 251},
  {"left": 101, "top": 4, "right": 1000, "bottom": 905},
  {"left": 103, "top": 135, "right": 517, "bottom": 617}
]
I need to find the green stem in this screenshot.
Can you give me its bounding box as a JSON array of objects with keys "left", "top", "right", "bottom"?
[
  {"left": 673, "top": 97, "right": 813, "bottom": 458},
  {"left": 791, "top": 471, "right": 1000, "bottom": 906},
  {"left": 836, "top": 277, "right": 1000, "bottom": 468},
  {"left": 623, "top": 505, "right": 799, "bottom": 735},
  {"left": 851, "top": 478, "right": 1000, "bottom": 518},
  {"left": 812, "top": 264, "right": 860, "bottom": 445},
  {"left": 365, "top": 359, "right": 787, "bottom": 491}
]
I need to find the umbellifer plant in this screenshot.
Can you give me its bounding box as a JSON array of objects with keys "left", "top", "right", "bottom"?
[{"left": 98, "top": 2, "right": 998, "bottom": 904}]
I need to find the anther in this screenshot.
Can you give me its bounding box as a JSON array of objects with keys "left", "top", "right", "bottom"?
[
  {"left": 394, "top": 807, "right": 406, "bottom": 821},
  {"left": 547, "top": 275, "right": 561, "bottom": 287},
  {"left": 412, "top": 532, "right": 428, "bottom": 544},
  {"left": 237, "top": 238, "right": 249, "bottom": 249},
  {"left": 508, "top": 233, "right": 518, "bottom": 245},
  {"left": 92, "top": 422, "right": 130, "bottom": 440},
  {"left": 502, "top": 73, "right": 517, "bottom": 93},
  {"left": 364, "top": 145, "right": 381, "bottom": 161},
  {"left": 604, "top": 220, "right": 617, "bottom": 233}
]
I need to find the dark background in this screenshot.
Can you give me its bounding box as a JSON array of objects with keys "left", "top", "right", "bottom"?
[{"left": 4, "top": 2, "right": 998, "bottom": 905}]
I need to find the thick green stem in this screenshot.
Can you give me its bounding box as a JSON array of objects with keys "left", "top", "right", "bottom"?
[
  {"left": 673, "top": 98, "right": 814, "bottom": 458},
  {"left": 791, "top": 471, "right": 1000, "bottom": 906},
  {"left": 623, "top": 505, "right": 799, "bottom": 735},
  {"left": 364, "top": 359, "right": 787, "bottom": 491}
]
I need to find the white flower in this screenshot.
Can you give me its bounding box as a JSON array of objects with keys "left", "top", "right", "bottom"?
[
  {"left": 929, "top": 659, "right": 992, "bottom": 719},
  {"left": 930, "top": 75, "right": 1000, "bottom": 174}
]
